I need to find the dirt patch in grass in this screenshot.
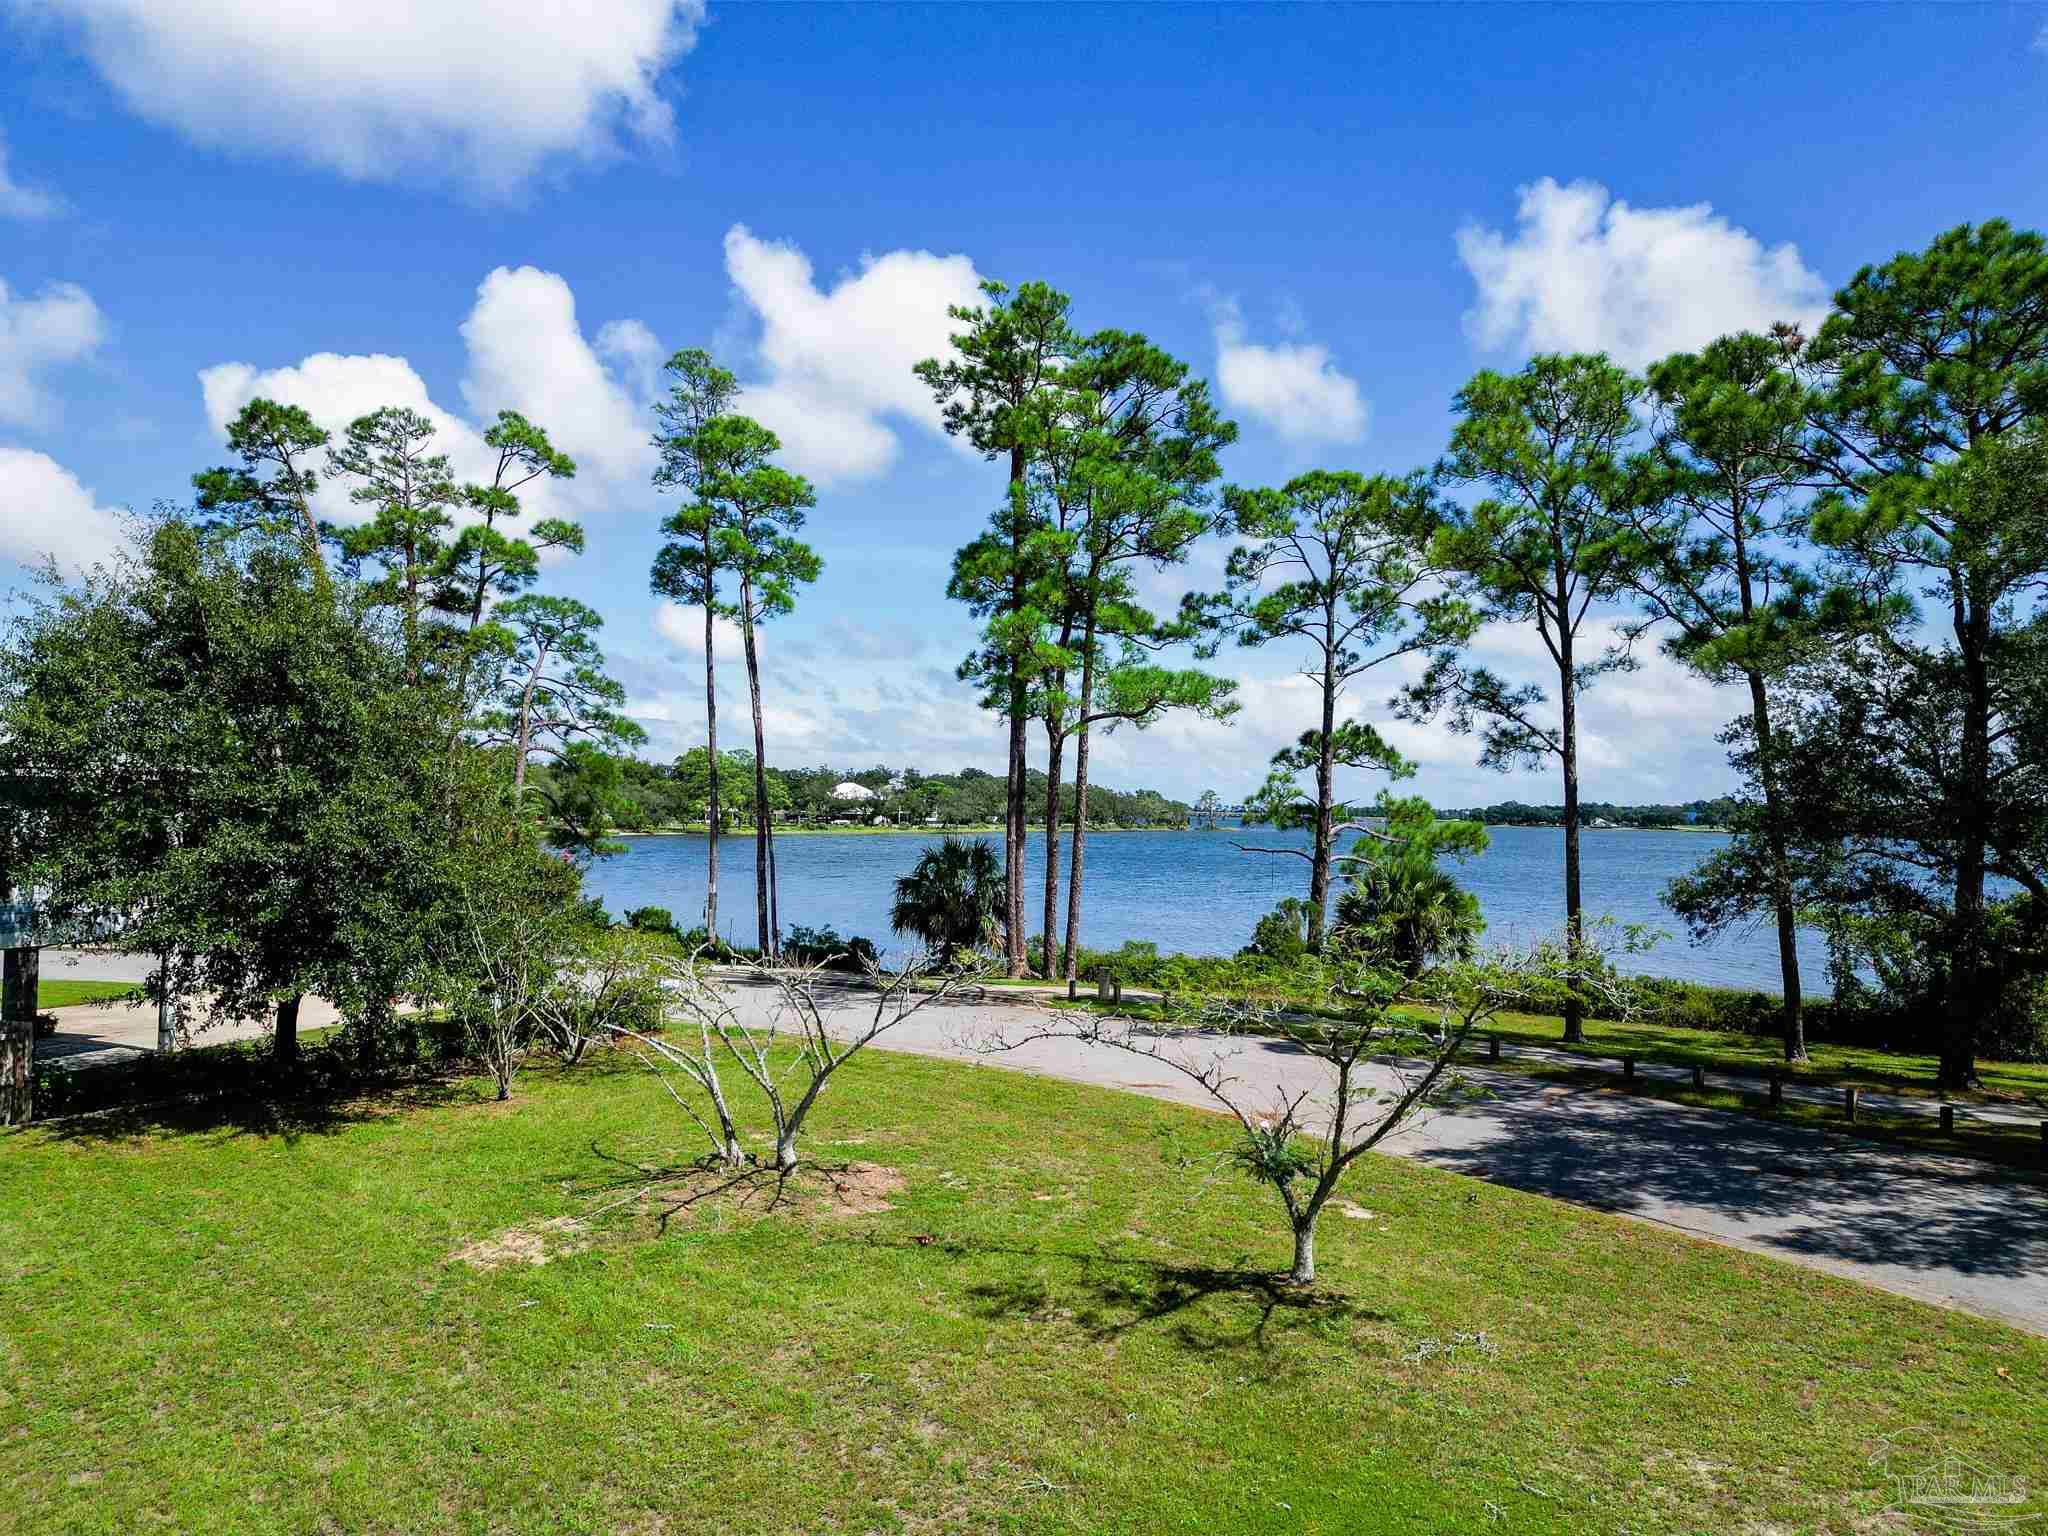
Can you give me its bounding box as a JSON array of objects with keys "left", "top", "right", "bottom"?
[
  {"left": 604, "top": 1159, "right": 910, "bottom": 1231},
  {"left": 814, "top": 1162, "right": 908, "bottom": 1215},
  {"left": 454, "top": 1163, "right": 909, "bottom": 1266},
  {"left": 450, "top": 1215, "right": 591, "bottom": 1271}
]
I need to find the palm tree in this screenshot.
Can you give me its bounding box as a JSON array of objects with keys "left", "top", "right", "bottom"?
[
  {"left": 1329, "top": 795, "right": 1488, "bottom": 978},
  {"left": 890, "top": 837, "right": 1003, "bottom": 965},
  {"left": 1332, "top": 861, "right": 1482, "bottom": 979}
]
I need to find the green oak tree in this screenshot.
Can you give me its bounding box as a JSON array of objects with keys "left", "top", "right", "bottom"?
[
  {"left": 669, "top": 746, "right": 789, "bottom": 826},
  {"left": 0, "top": 515, "right": 465, "bottom": 1067}
]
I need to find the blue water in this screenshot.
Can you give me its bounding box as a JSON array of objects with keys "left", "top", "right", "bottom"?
[{"left": 583, "top": 825, "right": 1828, "bottom": 995}]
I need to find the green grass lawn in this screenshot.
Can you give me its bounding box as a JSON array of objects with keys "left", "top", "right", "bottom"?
[
  {"left": 34, "top": 980, "right": 142, "bottom": 1011},
  {"left": 4, "top": 1049, "right": 2044, "bottom": 1535}
]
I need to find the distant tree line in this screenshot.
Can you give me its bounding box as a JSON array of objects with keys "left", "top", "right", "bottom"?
[
  {"left": 1437, "top": 799, "right": 1746, "bottom": 830},
  {"left": 542, "top": 752, "right": 1195, "bottom": 834}
]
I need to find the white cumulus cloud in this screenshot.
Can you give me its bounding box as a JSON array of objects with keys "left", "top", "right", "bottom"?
[
  {"left": 1210, "top": 297, "right": 1367, "bottom": 444},
  {"left": 1457, "top": 177, "right": 1830, "bottom": 368},
  {"left": 0, "top": 131, "right": 63, "bottom": 220},
  {"left": 460, "top": 265, "right": 655, "bottom": 485},
  {"left": 1, "top": 277, "right": 106, "bottom": 428},
  {"left": 654, "top": 600, "right": 740, "bottom": 656},
  {"left": 200, "top": 266, "right": 656, "bottom": 525},
  {"left": 0, "top": 447, "right": 127, "bottom": 574},
  {"left": 722, "top": 225, "right": 988, "bottom": 485},
  {"left": 13, "top": 0, "right": 702, "bottom": 195}
]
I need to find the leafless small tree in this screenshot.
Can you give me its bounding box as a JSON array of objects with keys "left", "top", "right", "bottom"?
[
  {"left": 973, "top": 934, "right": 1636, "bottom": 1286},
  {"left": 607, "top": 947, "right": 985, "bottom": 1172},
  {"left": 448, "top": 890, "right": 575, "bottom": 1101},
  {"left": 531, "top": 929, "right": 664, "bottom": 1068}
]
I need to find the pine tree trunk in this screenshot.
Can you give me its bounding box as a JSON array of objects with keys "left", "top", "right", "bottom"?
[
  {"left": 1041, "top": 720, "right": 1064, "bottom": 979},
  {"left": 767, "top": 824, "right": 781, "bottom": 957},
  {"left": 1307, "top": 631, "right": 1338, "bottom": 950},
  {"left": 1558, "top": 636, "right": 1585, "bottom": 1045},
  {"left": 740, "top": 586, "right": 774, "bottom": 958},
  {"left": 512, "top": 645, "right": 547, "bottom": 799},
  {"left": 295, "top": 494, "right": 328, "bottom": 583},
  {"left": 1003, "top": 445, "right": 1029, "bottom": 979},
  {"left": 1061, "top": 633, "right": 1099, "bottom": 981},
  {"left": 1005, "top": 690, "right": 1028, "bottom": 977},
  {"left": 1941, "top": 606, "right": 1993, "bottom": 1091},
  {"left": 1746, "top": 669, "right": 1806, "bottom": 1061},
  {"left": 1062, "top": 720, "right": 1095, "bottom": 982},
  {"left": 703, "top": 532, "right": 721, "bottom": 947}
]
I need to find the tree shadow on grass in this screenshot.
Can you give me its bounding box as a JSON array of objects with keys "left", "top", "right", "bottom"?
[
  {"left": 24, "top": 1062, "right": 477, "bottom": 1148},
  {"left": 558, "top": 1144, "right": 906, "bottom": 1237},
  {"left": 854, "top": 1232, "right": 1385, "bottom": 1358}
]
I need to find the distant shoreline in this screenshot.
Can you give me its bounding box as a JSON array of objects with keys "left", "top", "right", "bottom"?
[
  {"left": 615, "top": 822, "right": 1732, "bottom": 839},
  {"left": 615, "top": 824, "right": 1197, "bottom": 838},
  {"left": 1476, "top": 822, "right": 1732, "bottom": 834}
]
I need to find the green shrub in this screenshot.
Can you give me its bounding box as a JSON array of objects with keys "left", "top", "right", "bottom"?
[
  {"left": 783, "top": 924, "right": 880, "bottom": 973},
  {"left": 626, "top": 906, "right": 676, "bottom": 934},
  {"left": 1241, "top": 901, "right": 1312, "bottom": 965}
]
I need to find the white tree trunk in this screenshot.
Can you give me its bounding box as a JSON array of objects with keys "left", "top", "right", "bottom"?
[{"left": 1287, "top": 1218, "right": 1317, "bottom": 1286}]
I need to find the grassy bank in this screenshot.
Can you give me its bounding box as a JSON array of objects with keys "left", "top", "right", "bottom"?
[
  {"left": 35, "top": 979, "right": 142, "bottom": 1010},
  {"left": 5, "top": 1047, "right": 2045, "bottom": 1534}
]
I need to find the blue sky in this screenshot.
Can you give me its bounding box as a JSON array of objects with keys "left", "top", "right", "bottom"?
[{"left": 5, "top": 2, "right": 2047, "bottom": 805}]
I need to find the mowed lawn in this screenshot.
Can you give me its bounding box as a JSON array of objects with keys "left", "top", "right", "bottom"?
[
  {"left": 4, "top": 1049, "right": 2045, "bottom": 1535},
  {"left": 34, "top": 981, "right": 142, "bottom": 1011}
]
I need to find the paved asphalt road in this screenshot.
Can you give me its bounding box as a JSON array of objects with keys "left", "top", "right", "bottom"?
[{"left": 30, "top": 951, "right": 2048, "bottom": 1335}]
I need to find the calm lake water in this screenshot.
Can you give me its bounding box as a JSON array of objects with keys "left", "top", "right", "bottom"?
[{"left": 583, "top": 825, "right": 1827, "bottom": 995}]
